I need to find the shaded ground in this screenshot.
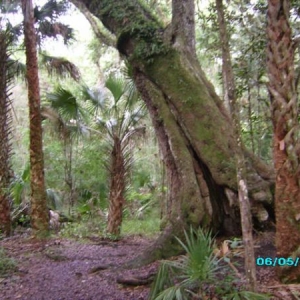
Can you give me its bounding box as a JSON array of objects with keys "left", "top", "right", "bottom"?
[
  {"left": 0, "top": 233, "right": 157, "bottom": 300},
  {"left": 0, "top": 231, "right": 300, "bottom": 300}
]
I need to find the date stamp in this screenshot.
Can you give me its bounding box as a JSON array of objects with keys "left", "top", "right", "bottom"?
[{"left": 256, "top": 257, "right": 299, "bottom": 267}]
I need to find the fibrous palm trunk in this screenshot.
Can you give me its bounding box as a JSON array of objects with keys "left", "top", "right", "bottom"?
[
  {"left": 22, "top": 0, "right": 49, "bottom": 238},
  {"left": 267, "top": 0, "right": 300, "bottom": 283},
  {"left": 107, "top": 137, "right": 126, "bottom": 236},
  {"left": 0, "top": 30, "right": 13, "bottom": 237}
]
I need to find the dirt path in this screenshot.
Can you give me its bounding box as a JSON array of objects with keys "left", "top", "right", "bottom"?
[
  {"left": 0, "top": 235, "right": 157, "bottom": 300},
  {"left": 1, "top": 231, "right": 300, "bottom": 300}
]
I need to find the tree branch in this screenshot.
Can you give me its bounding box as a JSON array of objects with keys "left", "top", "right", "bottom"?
[{"left": 69, "top": 0, "right": 116, "bottom": 48}]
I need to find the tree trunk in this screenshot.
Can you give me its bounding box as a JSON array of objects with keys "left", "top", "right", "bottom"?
[
  {"left": 171, "top": 0, "right": 196, "bottom": 55},
  {"left": 75, "top": 0, "right": 275, "bottom": 265},
  {"left": 107, "top": 137, "right": 126, "bottom": 236},
  {"left": 267, "top": 0, "right": 300, "bottom": 283},
  {"left": 0, "top": 30, "right": 13, "bottom": 237},
  {"left": 22, "top": 0, "right": 49, "bottom": 238},
  {"left": 63, "top": 134, "right": 75, "bottom": 209},
  {"left": 216, "top": 0, "right": 256, "bottom": 290}
]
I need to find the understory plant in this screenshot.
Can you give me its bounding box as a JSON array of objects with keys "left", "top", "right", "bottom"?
[
  {"left": 149, "top": 227, "right": 270, "bottom": 300},
  {"left": 0, "top": 247, "right": 17, "bottom": 276}
]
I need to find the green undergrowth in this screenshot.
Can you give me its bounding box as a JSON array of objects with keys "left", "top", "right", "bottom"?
[
  {"left": 59, "top": 215, "right": 105, "bottom": 240},
  {"left": 0, "top": 248, "right": 17, "bottom": 277},
  {"left": 149, "top": 227, "right": 270, "bottom": 300},
  {"left": 59, "top": 209, "right": 161, "bottom": 240},
  {"left": 121, "top": 214, "right": 160, "bottom": 237}
]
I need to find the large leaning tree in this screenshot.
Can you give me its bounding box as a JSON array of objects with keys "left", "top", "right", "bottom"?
[{"left": 71, "top": 0, "right": 275, "bottom": 265}]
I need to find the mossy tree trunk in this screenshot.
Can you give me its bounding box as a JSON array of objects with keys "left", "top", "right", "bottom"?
[
  {"left": 0, "top": 30, "right": 13, "bottom": 237},
  {"left": 75, "top": 0, "right": 275, "bottom": 265},
  {"left": 22, "top": 0, "right": 49, "bottom": 238},
  {"left": 267, "top": 0, "right": 300, "bottom": 283}
]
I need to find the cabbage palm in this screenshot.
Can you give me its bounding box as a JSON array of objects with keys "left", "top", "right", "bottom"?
[
  {"left": 47, "top": 75, "right": 146, "bottom": 235},
  {"left": 83, "top": 75, "right": 146, "bottom": 236},
  {"left": 22, "top": 0, "right": 50, "bottom": 237},
  {"left": 0, "top": 26, "right": 14, "bottom": 237},
  {"left": 0, "top": 1, "right": 27, "bottom": 237},
  {"left": 22, "top": 0, "right": 76, "bottom": 237},
  {"left": 43, "top": 86, "right": 87, "bottom": 207},
  {"left": 0, "top": 0, "right": 78, "bottom": 237}
]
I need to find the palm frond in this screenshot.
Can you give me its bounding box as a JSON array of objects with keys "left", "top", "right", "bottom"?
[
  {"left": 34, "top": 0, "right": 69, "bottom": 22},
  {"left": 105, "top": 75, "right": 126, "bottom": 104},
  {"left": 38, "top": 20, "right": 74, "bottom": 44},
  {"left": 81, "top": 84, "right": 108, "bottom": 115},
  {"left": 225, "top": 290, "right": 271, "bottom": 300},
  {"left": 7, "top": 58, "right": 26, "bottom": 79},
  {"left": 41, "top": 106, "right": 70, "bottom": 139},
  {"left": 46, "top": 86, "right": 84, "bottom": 122},
  {"left": 149, "top": 262, "right": 177, "bottom": 300},
  {"left": 154, "top": 286, "right": 189, "bottom": 300},
  {"left": 40, "top": 52, "right": 80, "bottom": 81},
  {"left": 10, "top": 163, "right": 30, "bottom": 205},
  {"left": 5, "top": 22, "right": 23, "bottom": 43},
  {"left": 46, "top": 188, "right": 62, "bottom": 210},
  {"left": 122, "top": 59, "right": 134, "bottom": 81},
  {"left": 121, "top": 125, "right": 146, "bottom": 145},
  {"left": 175, "top": 227, "right": 220, "bottom": 282},
  {"left": 125, "top": 83, "right": 141, "bottom": 110},
  {"left": 122, "top": 60, "right": 141, "bottom": 109},
  {"left": 67, "top": 122, "right": 90, "bottom": 139},
  {"left": 119, "top": 105, "right": 146, "bottom": 142}
]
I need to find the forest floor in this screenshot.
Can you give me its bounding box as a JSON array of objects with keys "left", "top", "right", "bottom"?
[{"left": 0, "top": 230, "right": 299, "bottom": 300}]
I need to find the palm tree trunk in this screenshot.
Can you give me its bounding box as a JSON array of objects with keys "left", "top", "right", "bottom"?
[
  {"left": 22, "top": 0, "right": 49, "bottom": 238},
  {"left": 0, "top": 30, "right": 13, "bottom": 237},
  {"left": 107, "top": 137, "right": 126, "bottom": 236},
  {"left": 267, "top": 0, "right": 300, "bottom": 283}
]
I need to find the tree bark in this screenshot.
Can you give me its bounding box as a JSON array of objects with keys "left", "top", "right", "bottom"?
[
  {"left": 107, "top": 137, "right": 126, "bottom": 236},
  {"left": 267, "top": 0, "right": 300, "bottom": 283},
  {"left": 216, "top": 0, "right": 234, "bottom": 114},
  {"left": 0, "top": 30, "right": 13, "bottom": 237},
  {"left": 171, "top": 0, "right": 196, "bottom": 55},
  {"left": 74, "top": 0, "right": 275, "bottom": 265},
  {"left": 22, "top": 0, "right": 49, "bottom": 238},
  {"left": 216, "top": 0, "right": 256, "bottom": 290}
]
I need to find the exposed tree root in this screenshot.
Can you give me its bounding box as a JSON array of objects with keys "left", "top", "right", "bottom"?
[
  {"left": 121, "top": 225, "right": 184, "bottom": 269},
  {"left": 116, "top": 270, "right": 157, "bottom": 286}
]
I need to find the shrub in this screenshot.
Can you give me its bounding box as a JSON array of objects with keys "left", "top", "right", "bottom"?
[
  {"left": 0, "top": 248, "right": 17, "bottom": 277},
  {"left": 149, "top": 227, "right": 270, "bottom": 300}
]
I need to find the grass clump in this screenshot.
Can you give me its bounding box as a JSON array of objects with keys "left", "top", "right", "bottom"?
[
  {"left": 59, "top": 214, "right": 105, "bottom": 239},
  {"left": 121, "top": 215, "right": 160, "bottom": 237},
  {"left": 0, "top": 247, "right": 17, "bottom": 277}
]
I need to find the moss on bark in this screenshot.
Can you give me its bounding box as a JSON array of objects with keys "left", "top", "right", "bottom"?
[{"left": 75, "top": 0, "right": 275, "bottom": 266}]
